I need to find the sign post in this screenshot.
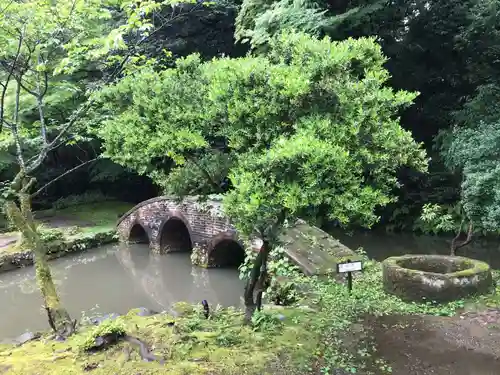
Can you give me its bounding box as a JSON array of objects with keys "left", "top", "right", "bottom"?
[{"left": 336, "top": 258, "right": 363, "bottom": 294}]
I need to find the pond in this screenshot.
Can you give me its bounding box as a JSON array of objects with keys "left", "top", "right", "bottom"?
[
  {"left": 0, "top": 243, "right": 244, "bottom": 340},
  {"left": 330, "top": 229, "right": 500, "bottom": 269}
]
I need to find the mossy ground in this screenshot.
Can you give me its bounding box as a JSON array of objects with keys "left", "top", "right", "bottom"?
[
  {"left": 0, "top": 247, "right": 499, "bottom": 374},
  {"left": 0, "top": 201, "right": 133, "bottom": 255},
  {"left": 0, "top": 304, "right": 319, "bottom": 375}
]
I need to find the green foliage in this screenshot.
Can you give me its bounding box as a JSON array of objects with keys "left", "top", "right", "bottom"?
[
  {"left": 97, "top": 31, "right": 426, "bottom": 241},
  {"left": 225, "top": 35, "right": 426, "bottom": 238},
  {"left": 235, "top": 0, "right": 331, "bottom": 51},
  {"left": 416, "top": 203, "right": 458, "bottom": 235},
  {"left": 77, "top": 318, "right": 126, "bottom": 352},
  {"left": 443, "top": 121, "right": 500, "bottom": 232},
  {"left": 37, "top": 226, "right": 66, "bottom": 244},
  {"left": 251, "top": 310, "right": 285, "bottom": 331},
  {"left": 266, "top": 277, "right": 300, "bottom": 305},
  {"left": 51, "top": 191, "right": 112, "bottom": 210},
  {"left": 240, "top": 245, "right": 301, "bottom": 305},
  {"left": 214, "top": 332, "right": 243, "bottom": 347}
]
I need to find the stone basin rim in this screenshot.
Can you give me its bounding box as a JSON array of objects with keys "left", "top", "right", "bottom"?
[{"left": 383, "top": 254, "right": 491, "bottom": 277}]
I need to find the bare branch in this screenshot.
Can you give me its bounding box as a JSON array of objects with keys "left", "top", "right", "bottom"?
[
  {"left": 11, "top": 80, "right": 26, "bottom": 169},
  {"left": 20, "top": 177, "right": 36, "bottom": 193},
  {"left": 455, "top": 222, "right": 474, "bottom": 250},
  {"left": 450, "top": 220, "right": 474, "bottom": 255},
  {"left": 0, "top": 0, "right": 15, "bottom": 15},
  {"left": 31, "top": 157, "right": 98, "bottom": 198},
  {"left": 35, "top": 54, "right": 49, "bottom": 145},
  {"left": 0, "top": 30, "right": 23, "bottom": 132}
]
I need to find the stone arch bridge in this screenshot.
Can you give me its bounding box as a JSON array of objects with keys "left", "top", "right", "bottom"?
[{"left": 116, "top": 196, "right": 356, "bottom": 275}]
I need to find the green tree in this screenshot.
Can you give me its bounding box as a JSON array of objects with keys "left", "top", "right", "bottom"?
[
  {"left": 440, "top": 122, "right": 500, "bottom": 249},
  {"left": 97, "top": 32, "right": 427, "bottom": 320},
  {"left": 235, "top": 0, "right": 331, "bottom": 51},
  {"left": 0, "top": 0, "right": 118, "bottom": 337},
  {"left": 0, "top": 0, "right": 200, "bottom": 336}
]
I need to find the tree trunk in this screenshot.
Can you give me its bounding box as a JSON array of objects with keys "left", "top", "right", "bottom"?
[
  {"left": 243, "top": 239, "right": 271, "bottom": 324},
  {"left": 4, "top": 193, "right": 75, "bottom": 337},
  {"left": 450, "top": 221, "right": 473, "bottom": 256}
]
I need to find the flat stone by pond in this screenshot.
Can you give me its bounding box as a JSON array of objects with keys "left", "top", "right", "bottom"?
[
  {"left": 382, "top": 255, "right": 492, "bottom": 302},
  {"left": 0, "top": 243, "right": 244, "bottom": 340}
]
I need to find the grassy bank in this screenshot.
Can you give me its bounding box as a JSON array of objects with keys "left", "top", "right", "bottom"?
[
  {"left": 0, "top": 201, "right": 133, "bottom": 273},
  {"left": 0, "top": 201, "right": 133, "bottom": 256},
  {"left": 0, "top": 304, "right": 320, "bottom": 375},
  {"left": 1, "top": 254, "right": 498, "bottom": 375}
]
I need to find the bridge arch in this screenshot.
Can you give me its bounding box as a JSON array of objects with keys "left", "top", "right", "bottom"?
[
  {"left": 129, "top": 222, "right": 149, "bottom": 244},
  {"left": 158, "top": 212, "right": 193, "bottom": 253},
  {"left": 207, "top": 232, "right": 246, "bottom": 268}
]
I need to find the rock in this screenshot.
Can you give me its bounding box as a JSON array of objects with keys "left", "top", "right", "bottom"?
[
  {"left": 333, "top": 369, "right": 351, "bottom": 375},
  {"left": 92, "top": 333, "right": 120, "bottom": 351},
  {"left": 82, "top": 362, "right": 99, "bottom": 371},
  {"left": 0, "top": 365, "right": 12, "bottom": 374},
  {"left": 90, "top": 313, "right": 121, "bottom": 326},
  {"left": 135, "top": 307, "right": 158, "bottom": 317},
  {"left": 53, "top": 335, "right": 66, "bottom": 342},
  {"left": 14, "top": 332, "right": 39, "bottom": 346},
  {"left": 382, "top": 255, "right": 493, "bottom": 302}
]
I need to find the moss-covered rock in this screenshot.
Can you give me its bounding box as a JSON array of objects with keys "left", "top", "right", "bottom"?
[{"left": 382, "top": 254, "right": 493, "bottom": 302}]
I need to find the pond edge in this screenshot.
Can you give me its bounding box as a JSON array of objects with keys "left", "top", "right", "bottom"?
[{"left": 0, "top": 230, "right": 118, "bottom": 274}]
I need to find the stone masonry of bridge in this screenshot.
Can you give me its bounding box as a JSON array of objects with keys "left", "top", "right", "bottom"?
[{"left": 116, "top": 196, "right": 357, "bottom": 274}]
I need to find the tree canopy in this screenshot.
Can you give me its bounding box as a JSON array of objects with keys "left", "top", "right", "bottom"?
[
  {"left": 443, "top": 122, "right": 500, "bottom": 232},
  {"left": 96, "top": 31, "right": 427, "bottom": 237}
]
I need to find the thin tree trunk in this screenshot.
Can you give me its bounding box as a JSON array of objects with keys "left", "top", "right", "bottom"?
[
  {"left": 450, "top": 221, "right": 473, "bottom": 256},
  {"left": 4, "top": 190, "right": 75, "bottom": 337},
  {"left": 243, "top": 239, "right": 271, "bottom": 324}
]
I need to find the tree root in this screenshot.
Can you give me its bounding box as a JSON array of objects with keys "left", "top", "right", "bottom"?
[
  {"left": 123, "top": 335, "right": 164, "bottom": 364},
  {"left": 44, "top": 305, "right": 77, "bottom": 339},
  {"left": 90, "top": 332, "right": 164, "bottom": 364}
]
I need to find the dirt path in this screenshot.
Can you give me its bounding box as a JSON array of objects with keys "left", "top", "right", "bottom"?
[{"left": 368, "top": 310, "right": 500, "bottom": 375}]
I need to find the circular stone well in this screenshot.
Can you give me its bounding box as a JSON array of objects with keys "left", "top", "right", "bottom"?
[{"left": 382, "top": 254, "right": 492, "bottom": 303}]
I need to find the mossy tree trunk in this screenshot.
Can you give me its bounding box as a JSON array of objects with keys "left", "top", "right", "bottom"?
[{"left": 4, "top": 176, "right": 75, "bottom": 337}]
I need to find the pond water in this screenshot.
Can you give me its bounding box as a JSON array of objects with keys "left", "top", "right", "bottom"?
[
  {"left": 0, "top": 243, "right": 244, "bottom": 340},
  {"left": 330, "top": 229, "right": 500, "bottom": 269},
  {"left": 1, "top": 229, "right": 498, "bottom": 341}
]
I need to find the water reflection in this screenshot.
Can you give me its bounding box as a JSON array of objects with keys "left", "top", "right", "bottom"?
[{"left": 0, "top": 243, "right": 243, "bottom": 340}]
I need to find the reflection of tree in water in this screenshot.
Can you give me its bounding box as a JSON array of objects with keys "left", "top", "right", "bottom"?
[
  {"left": 115, "top": 243, "right": 225, "bottom": 311},
  {"left": 115, "top": 245, "right": 181, "bottom": 313},
  {"left": 9, "top": 249, "right": 114, "bottom": 295},
  {"left": 191, "top": 266, "right": 221, "bottom": 307}
]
